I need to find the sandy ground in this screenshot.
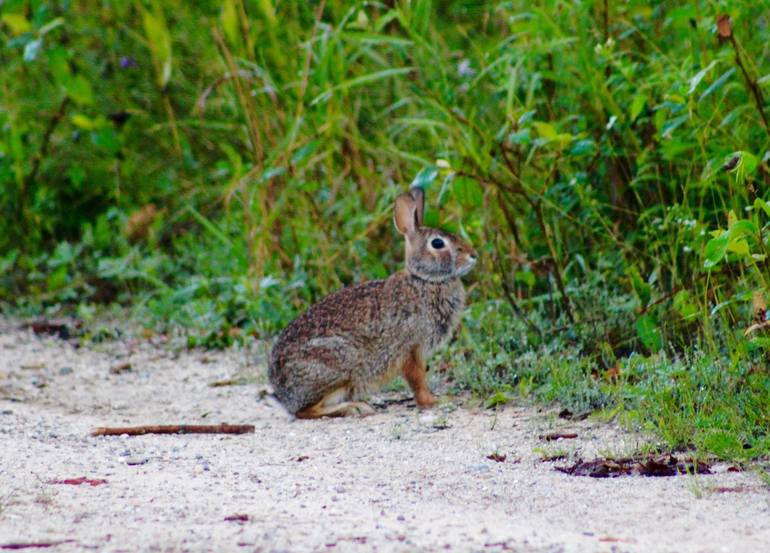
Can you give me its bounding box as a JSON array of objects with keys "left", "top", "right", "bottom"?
[{"left": 1, "top": 320, "right": 769, "bottom": 553}]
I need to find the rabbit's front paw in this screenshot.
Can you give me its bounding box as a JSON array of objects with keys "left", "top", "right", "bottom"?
[{"left": 415, "top": 392, "right": 436, "bottom": 409}]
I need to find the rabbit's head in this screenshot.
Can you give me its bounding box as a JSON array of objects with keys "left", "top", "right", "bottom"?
[{"left": 394, "top": 187, "right": 477, "bottom": 282}]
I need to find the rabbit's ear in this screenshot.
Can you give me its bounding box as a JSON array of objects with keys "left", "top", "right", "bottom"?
[
  {"left": 394, "top": 193, "right": 417, "bottom": 235},
  {"left": 409, "top": 187, "right": 425, "bottom": 227}
]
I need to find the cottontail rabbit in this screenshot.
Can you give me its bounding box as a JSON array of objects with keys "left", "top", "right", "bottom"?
[{"left": 268, "top": 186, "right": 477, "bottom": 418}]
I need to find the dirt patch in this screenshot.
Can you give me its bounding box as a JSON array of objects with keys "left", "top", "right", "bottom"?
[{"left": 1, "top": 319, "right": 769, "bottom": 552}]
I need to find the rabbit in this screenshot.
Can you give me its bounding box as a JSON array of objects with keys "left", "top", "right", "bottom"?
[{"left": 268, "top": 186, "right": 477, "bottom": 418}]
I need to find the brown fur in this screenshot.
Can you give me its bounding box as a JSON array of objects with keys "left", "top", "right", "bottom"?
[{"left": 268, "top": 187, "right": 476, "bottom": 417}]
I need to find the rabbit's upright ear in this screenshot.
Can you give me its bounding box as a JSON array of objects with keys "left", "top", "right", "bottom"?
[
  {"left": 394, "top": 193, "right": 418, "bottom": 236},
  {"left": 409, "top": 187, "right": 425, "bottom": 227}
]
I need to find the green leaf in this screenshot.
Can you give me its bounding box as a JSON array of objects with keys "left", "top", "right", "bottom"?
[
  {"left": 569, "top": 139, "right": 594, "bottom": 156},
  {"left": 508, "top": 129, "right": 530, "bottom": 145},
  {"left": 742, "top": 151, "right": 758, "bottom": 174},
  {"left": 688, "top": 60, "right": 717, "bottom": 95},
  {"left": 673, "top": 290, "right": 698, "bottom": 320},
  {"left": 753, "top": 198, "right": 770, "bottom": 218},
  {"left": 698, "top": 68, "right": 736, "bottom": 103},
  {"left": 625, "top": 266, "right": 651, "bottom": 308},
  {"left": 64, "top": 74, "right": 93, "bottom": 105},
  {"left": 220, "top": 0, "right": 240, "bottom": 49},
  {"left": 661, "top": 114, "right": 688, "bottom": 138},
  {"left": 484, "top": 391, "right": 510, "bottom": 409},
  {"left": 728, "top": 219, "right": 757, "bottom": 239},
  {"left": 1, "top": 13, "right": 31, "bottom": 35},
  {"left": 340, "top": 32, "right": 413, "bottom": 47},
  {"left": 91, "top": 127, "right": 120, "bottom": 154},
  {"left": 703, "top": 233, "right": 728, "bottom": 268},
  {"left": 39, "top": 17, "right": 65, "bottom": 36},
  {"left": 533, "top": 121, "right": 557, "bottom": 140},
  {"left": 23, "top": 38, "right": 42, "bottom": 62},
  {"left": 290, "top": 140, "right": 319, "bottom": 165},
  {"left": 411, "top": 166, "right": 439, "bottom": 190},
  {"left": 515, "top": 270, "right": 535, "bottom": 288},
  {"left": 629, "top": 94, "right": 646, "bottom": 122},
  {"left": 727, "top": 239, "right": 749, "bottom": 256},
  {"left": 142, "top": 4, "right": 173, "bottom": 89},
  {"left": 47, "top": 265, "right": 69, "bottom": 292},
  {"left": 0, "top": 249, "right": 19, "bottom": 275},
  {"left": 636, "top": 314, "right": 662, "bottom": 351},
  {"left": 71, "top": 113, "right": 97, "bottom": 130},
  {"left": 47, "top": 47, "right": 71, "bottom": 85},
  {"left": 256, "top": 0, "right": 278, "bottom": 25}
]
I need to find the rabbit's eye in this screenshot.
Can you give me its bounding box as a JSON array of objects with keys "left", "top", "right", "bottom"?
[{"left": 430, "top": 238, "right": 445, "bottom": 249}]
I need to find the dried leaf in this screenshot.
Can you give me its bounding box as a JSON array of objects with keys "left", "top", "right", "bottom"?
[
  {"left": 50, "top": 477, "right": 107, "bottom": 486},
  {"left": 224, "top": 514, "right": 250, "bottom": 523},
  {"left": 124, "top": 204, "right": 159, "bottom": 242},
  {"left": 109, "top": 362, "right": 132, "bottom": 375},
  {"left": 716, "top": 14, "right": 732, "bottom": 38},
  {"left": 26, "top": 319, "right": 81, "bottom": 340}
]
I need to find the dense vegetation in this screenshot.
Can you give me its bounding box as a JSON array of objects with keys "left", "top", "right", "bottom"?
[{"left": 2, "top": 1, "right": 769, "bottom": 461}]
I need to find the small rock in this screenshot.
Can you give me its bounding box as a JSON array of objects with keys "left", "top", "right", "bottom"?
[
  {"left": 59, "top": 367, "right": 74, "bottom": 375},
  {"left": 467, "top": 463, "right": 491, "bottom": 475},
  {"left": 419, "top": 413, "right": 437, "bottom": 425},
  {"left": 126, "top": 456, "right": 149, "bottom": 466}
]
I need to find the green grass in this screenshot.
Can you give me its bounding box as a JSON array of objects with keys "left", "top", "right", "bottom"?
[{"left": 2, "top": 1, "right": 770, "bottom": 461}]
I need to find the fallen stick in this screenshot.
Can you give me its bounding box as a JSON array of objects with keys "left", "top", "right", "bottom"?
[
  {"left": 91, "top": 424, "right": 255, "bottom": 437},
  {"left": 1, "top": 540, "right": 76, "bottom": 550}
]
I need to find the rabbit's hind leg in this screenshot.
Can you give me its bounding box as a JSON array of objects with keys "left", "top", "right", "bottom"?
[{"left": 296, "top": 387, "right": 375, "bottom": 419}]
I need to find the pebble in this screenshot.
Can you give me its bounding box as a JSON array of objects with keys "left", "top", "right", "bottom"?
[
  {"left": 59, "top": 367, "right": 74, "bottom": 375},
  {"left": 126, "top": 456, "right": 149, "bottom": 466},
  {"left": 419, "top": 413, "right": 437, "bottom": 425},
  {"left": 467, "top": 463, "right": 490, "bottom": 475}
]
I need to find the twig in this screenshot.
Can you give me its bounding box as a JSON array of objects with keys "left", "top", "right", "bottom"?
[
  {"left": 603, "top": 0, "right": 609, "bottom": 44},
  {"left": 194, "top": 69, "right": 255, "bottom": 114},
  {"left": 719, "top": 14, "right": 770, "bottom": 139},
  {"left": 91, "top": 424, "right": 255, "bottom": 437},
  {"left": 1, "top": 541, "right": 76, "bottom": 550}
]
